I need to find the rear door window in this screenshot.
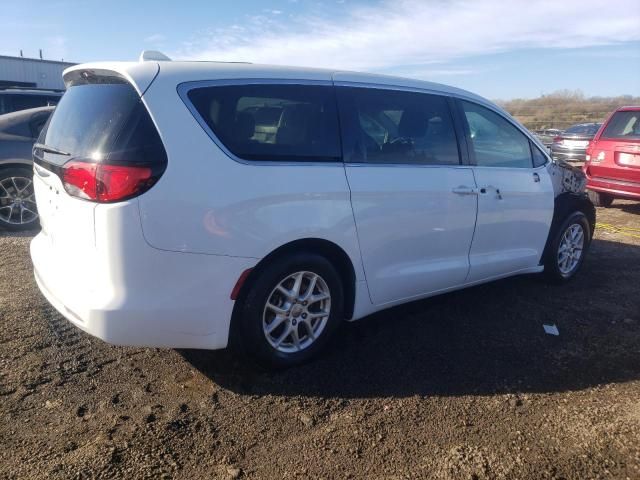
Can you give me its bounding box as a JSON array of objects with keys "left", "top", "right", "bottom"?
[
  {"left": 336, "top": 86, "right": 460, "bottom": 165},
  {"left": 601, "top": 111, "right": 640, "bottom": 140},
  {"left": 186, "top": 84, "right": 341, "bottom": 162}
]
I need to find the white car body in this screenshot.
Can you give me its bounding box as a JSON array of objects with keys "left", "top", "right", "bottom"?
[{"left": 30, "top": 56, "right": 585, "bottom": 354}]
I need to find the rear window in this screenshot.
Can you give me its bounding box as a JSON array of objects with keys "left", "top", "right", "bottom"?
[
  {"left": 601, "top": 111, "right": 640, "bottom": 140},
  {"left": 38, "top": 83, "right": 166, "bottom": 167},
  {"left": 564, "top": 124, "right": 600, "bottom": 135},
  {"left": 186, "top": 84, "right": 341, "bottom": 162}
]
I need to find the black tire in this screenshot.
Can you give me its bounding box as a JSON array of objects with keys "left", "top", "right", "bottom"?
[
  {"left": 587, "top": 190, "right": 613, "bottom": 207},
  {"left": 543, "top": 211, "right": 591, "bottom": 284},
  {"left": 0, "top": 166, "right": 40, "bottom": 232},
  {"left": 235, "top": 253, "right": 344, "bottom": 368}
]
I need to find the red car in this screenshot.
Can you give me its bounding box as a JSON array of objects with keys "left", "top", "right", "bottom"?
[{"left": 584, "top": 106, "right": 640, "bottom": 206}]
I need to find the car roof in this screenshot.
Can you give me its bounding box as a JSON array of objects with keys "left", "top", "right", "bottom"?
[
  {"left": 63, "top": 58, "right": 536, "bottom": 145},
  {"left": 616, "top": 106, "right": 640, "bottom": 112},
  {"left": 63, "top": 60, "right": 493, "bottom": 108}
]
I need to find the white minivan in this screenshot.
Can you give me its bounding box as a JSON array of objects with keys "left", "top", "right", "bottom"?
[{"left": 31, "top": 54, "right": 595, "bottom": 367}]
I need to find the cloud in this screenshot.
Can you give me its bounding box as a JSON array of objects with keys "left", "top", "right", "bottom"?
[{"left": 176, "top": 0, "right": 640, "bottom": 74}]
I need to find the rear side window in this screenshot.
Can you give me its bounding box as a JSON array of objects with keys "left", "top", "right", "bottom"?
[
  {"left": 601, "top": 111, "right": 640, "bottom": 140},
  {"left": 186, "top": 84, "right": 341, "bottom": 162},
  {"left": 38, "top": 83, "right": 166, "bottom": 167},
  {"left": 461, "top": 101, "right": 532, "bottom": 168},
  {"left": 337, "top": 87, "right": 460, "bottom": 165}
]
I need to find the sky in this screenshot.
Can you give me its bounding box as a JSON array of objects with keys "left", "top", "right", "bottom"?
[{"left": 2, "top": 0, "right": 640, "bottom": 99}]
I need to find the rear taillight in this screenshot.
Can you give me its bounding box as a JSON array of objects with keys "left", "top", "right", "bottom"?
[
  {"left": 62, "top": 160, "right": 155, "bottom": 203},
  {"left": 553, "top": 136, "right": 563, "bottom": 144}
]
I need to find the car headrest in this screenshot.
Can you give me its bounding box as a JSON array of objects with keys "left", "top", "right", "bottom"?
[
  {"left": 398, "top": 109, "right": 427, "bottom": 138},
  {"left": 234, "top": 112, "right": 255, "bottom": 141}
]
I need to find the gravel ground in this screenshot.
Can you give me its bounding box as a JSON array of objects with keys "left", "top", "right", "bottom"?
[{"left": 1, "top": 201, "right": 639, "bottom": 480}]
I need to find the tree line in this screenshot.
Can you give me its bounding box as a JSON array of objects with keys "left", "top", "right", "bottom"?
[{"left": 496, "top": 90, "right": 640, "bottom": 131}]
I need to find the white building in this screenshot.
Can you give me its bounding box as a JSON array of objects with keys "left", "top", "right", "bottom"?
[{"left": 0, "top": 55, "right": 76, "bottom": 90}]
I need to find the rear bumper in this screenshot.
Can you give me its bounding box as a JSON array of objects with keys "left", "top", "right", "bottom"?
[
  {"left": 30, "top": 204, "right": 256, "bottom": 350},
  {"left": 551, "top": 148, "right": 587, "bottom": 162},
  {"left": 585, "top": 175, "right": 640, "bottom": 200}
]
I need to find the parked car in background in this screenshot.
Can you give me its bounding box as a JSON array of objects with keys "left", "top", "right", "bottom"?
[
  {"left": 0, "top": 88, "right": 62, "bottom": 115},
  {"left": 584, "top": 106, "right": 640, "bottom": 206},
  {"left": 534, "top": 128, "right": 562, "bottom": 147},
  {"left": 31, "top": 55, "right": 595, "bottom": 367},
  {"left": 550, "top": 123, "right": 601, "bottom": 163},
  {"left": 0, "top": 106, "right": 54, "bottom": 230}
]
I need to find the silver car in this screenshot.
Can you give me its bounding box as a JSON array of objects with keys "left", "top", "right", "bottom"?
[{"left": 0, "top": 106, "right": 53, "bottom": 230}]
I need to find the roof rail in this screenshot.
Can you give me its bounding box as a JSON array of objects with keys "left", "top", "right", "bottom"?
[{"left": 139, "top": 50, "right": 172, "bottom": 62}]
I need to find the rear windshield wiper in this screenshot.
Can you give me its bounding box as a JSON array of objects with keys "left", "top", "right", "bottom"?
[{"left": 34, "top": 143, "right": 70, "bottom": 156}]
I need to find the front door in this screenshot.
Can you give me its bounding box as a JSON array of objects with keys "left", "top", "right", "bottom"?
[
  {"left": 457, "top": 100, "right": 554, "bottom": 282},
  {"left": 336, "top": 85, "right": 478, "bottom": 305}
]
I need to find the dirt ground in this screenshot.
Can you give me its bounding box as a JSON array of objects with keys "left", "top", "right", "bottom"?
[{"left": 1, "top": 201, "right": 639, "bottom": 480}]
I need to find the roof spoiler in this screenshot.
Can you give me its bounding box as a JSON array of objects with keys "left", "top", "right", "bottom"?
[{"left": 139, "top": 50, "right": 171, "bottom": 62}]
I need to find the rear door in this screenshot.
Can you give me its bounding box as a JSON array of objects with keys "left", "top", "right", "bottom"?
[
  {"left": 33, "top": 79, "right": 161, "bottom": 253},
  {"left": 336, "top": 85, "right": 478, "bottom": 305},
  {"left": 457, "top": 100, "right": 554, "bottom": 282}
]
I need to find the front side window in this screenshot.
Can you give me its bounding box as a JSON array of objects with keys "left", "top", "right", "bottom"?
[
  {"left": 339, "top": 87, "right": 460, "bottom": 165},
  {"left": 186, "top": 84, "right": 341, "bottom": 162},
  {"left": 531, "top": 143, "right": 548, "bottom": 167},
  {"left": 461, "top": 101, "right": 533, "bottom": 168},
  {"left": 601, "top": 111, "right": 640, "bottom": 140}
]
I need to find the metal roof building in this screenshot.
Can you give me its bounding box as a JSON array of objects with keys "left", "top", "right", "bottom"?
[{"left": 0, "top": 55, "right": 76, "bottom": 90}]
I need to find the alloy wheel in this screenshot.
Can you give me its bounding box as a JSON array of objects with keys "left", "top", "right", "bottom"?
[
  {"left": 262, "top": 271, "right": 331, "bottom": 353},
  {"left": 557, "top": 223, "right": 584, "bottom": 275},
  {"left": 0, "top": 176, "right": 38, "bottom": 226}
]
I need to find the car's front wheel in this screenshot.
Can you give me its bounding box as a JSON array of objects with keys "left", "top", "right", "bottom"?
[
  {"left": 543, "top": 211, "right": 591, "bottom": 283},
  {"left": 0, "top": 166, "right": 39, "bottom": 231},
  {"left": 235, "top": 253, "right": 344, "bottom": 368}
]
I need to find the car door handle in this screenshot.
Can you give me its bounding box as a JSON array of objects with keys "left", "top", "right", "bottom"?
[
  {"left": 533, "top": 172, "right": 540, "bottom": 183},
  {"left": 452, "top": 186, "right": 479, "bottom": 195}
]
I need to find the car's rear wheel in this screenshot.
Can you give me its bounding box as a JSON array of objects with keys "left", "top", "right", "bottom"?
[
  {"left": 0, "top": 166, "right": 39, "bottom": 231},
  {"left": 236, "top": 253, "right": 344, "bottom": 368},
  {"left": 543, "top": 211, "right": 591, "bottom": 283},
  {"left": 587, "top": 190, "right": 614, "bottom": 207}
]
